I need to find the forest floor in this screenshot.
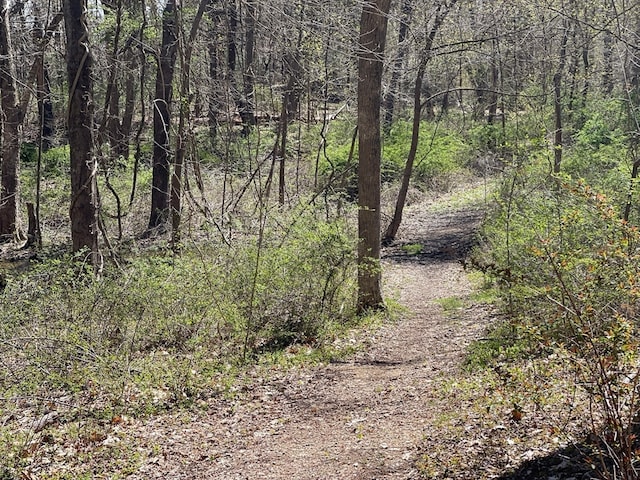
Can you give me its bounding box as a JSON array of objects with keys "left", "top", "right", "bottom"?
[
  {"left": 119, "top": 190, "right": 491, "bottom": 480},
  {"left": 108, "top": 183, "right": 593, "bottom": 479},
  {"left": 11, "top": 181, "right": 597, "bottom": 479}
]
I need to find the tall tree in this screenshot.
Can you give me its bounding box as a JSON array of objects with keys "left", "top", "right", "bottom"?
[
  {"left": 383, "top": 0, "right": 456, "bottom": 244},
  {"left": 147, "top": 0, "right": 179, "bottom": 233},
  {"left": 64, "top": 0, "right": 98, "bottom": 254},
  {"left": 383, "top": 0, "right": 413, "bottom": 130},
  {"left": 553, "top": 16, "right": 569, "bottom": 173},
  {"left": 0, "top": 0, "right": 24, "bottom": 241},
  {"left": 171, "top": 0, "right": 211, "bottom": 248},
  {"left": 357, "top": 0, "right": 391, "bottom": 313},
  {"left": 240, "top": 0, "right": 257, "bottom": 133}
]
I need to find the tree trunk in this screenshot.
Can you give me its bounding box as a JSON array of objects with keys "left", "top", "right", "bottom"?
[
  {"left": 64, "top": 0, "right": 98, "bottom": 255},
  {"left": 208, "top": 9, "right": 220, "bottom": 146},
  {"left": 38, "top": 67, "right": 55, "bottom": 152},
  {"left": 278, "top": 53, "right": 302, "bottom": 206},
  {"left": 171, "top": 0, "right": 210, "bottom": 250},
  {"left": 117, "top": 67, "right": 136, "bottom": 160},
  {"left": 357, "top": 0, "right": 391, "bottom": 313},
  {"left": 553, "top": 19, "right": 569, "bottom": 174},
  {"left": 383, "top": 61, "right": 426, "bottom": 245},
  {"left": 382, "top": 1, "right": 456, "bottom": 244},
  {"left": 383, "top": 0, "right": 413, "bottom": 130},
  {"left": 239, "top": 0, "right": 257, "bottom": 134},
  {"left": 0, "top": 0, "right": 23, "bottom": 241},
  {"left": 147, "top": 0, "right": 179, "bottom": 232},
  {"left": 602, "top": 28, "right": 613, "bottom": 95}
]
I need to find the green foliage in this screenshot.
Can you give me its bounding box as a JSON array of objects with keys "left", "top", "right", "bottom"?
[
  {"left": 0, "top": 206, "right": 355, "bottom": 399},
  {"left": 436, "top": 296, "right": 465, "bottom": 312},
  {"left": 229, "top": 208, "right": 356, "bottom": 351},
  {"left": 42, "top": 145, "right": 70, "bottom": 176},
  {"left": 479, "top": 171, "right": 640, "bottom": 475},
  {"left": 464, "top": 320, "right": 531, "bottom": 369},
  {"left": 564, "top": 107, "right": 629, "bottom": 197},
  {"left": 385, "top": 121, "right": 471, "bottom": 183},
  {"left": 318, "top": 119, "right": 470, "bottom": 197},
  {"left": 19, "top": 143, "right": 37, "bottom": 165},
  {"left": 474, "top": 98, "right": 640, "bottom": 476},
  {"left": 400, "top": 243, "right": 423, "bottom": 255}
]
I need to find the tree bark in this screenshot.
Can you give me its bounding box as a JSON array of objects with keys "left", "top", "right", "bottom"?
[
  {"left": 64, "top": 0, "right": 98, "bottom": 255},
  {"left": 239, "top": 0, "right": 257, "bottom": 134},
  {"left": 357, "top": 0, "right": 391, "bottom": 313},
  {"left": 147, "top": 0, "right": 179, "bottom": 232},
  {"left": 383, "top": 0, "right": 413, "bottom": 130},
  {"left": 208, "top": 9, "right": 221, "bottom": 146},
  {"left": 553, "top": 19, "right": 569, "bottom": 174},
  {"left": 0, "top": 0, "right": 23, "bottom": 241},
  {"left": 278, "top": 52, "right": 303, "bottom": 206},
  {"left": 171, "top": 0, "right": 211, "bottom": 249},
  {"left": 383, "top": 61, "right": 425, "bottom": 245}
]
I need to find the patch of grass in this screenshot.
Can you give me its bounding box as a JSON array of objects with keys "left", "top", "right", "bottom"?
[
  {"left": 436, "top": 296, "right": 465, "bottom": 312},
  {"left": 400, "top": 243, "right": 423, "bottom": 255},
  {"left": 427, "top": 177, "right": 497, "bottom": 213},
  {"left": 464, "top": 320, "right": 532, "bottom": 370}
]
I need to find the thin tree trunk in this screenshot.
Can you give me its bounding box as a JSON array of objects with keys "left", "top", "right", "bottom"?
[
  {"left": 602, "top": 28, "right": 613, "bottom": 95},
  {"left": 64, "top": 0, "right": 98, "bottom": 256},
  {"left": 171, "top": 0, "right": 210, "bottom": 249},
  {"left": 383, "top": 61, "right": 426, "bottom": 245},
  {"left": 357, "top": 0, "right": 391, "bottom": 313},
  {"left": 383, "top": 0, "right": 413, "bottom": 130},
  {"left": 118, "top": 67, "right": 136, "bottom": 160},
  {"left": 382, "top": 1, "right": 456, "bottom": 244},
  {"left": 277, "top": 53, "right": 302, "bottom": 206},
  {"left": 38, "top": 67, "right": 55, "bottom": 152},
  {"left": 239, "top": 0, "right": 257, "bottom": 134},
  {"left": 208, "top": 9, "right": 220, "bottom": 147},
  {"left": 553, "top": 19, "right": 569, "bottom": 174},
  {"left": 147, "top": 0, "right": 179, "bottom": 233}
]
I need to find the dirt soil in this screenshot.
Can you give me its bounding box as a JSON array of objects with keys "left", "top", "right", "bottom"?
[{"left": 116, "top": 195, "right": 496, "bottom": 480}]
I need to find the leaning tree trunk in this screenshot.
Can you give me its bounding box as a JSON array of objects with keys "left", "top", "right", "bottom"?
[
  {"left": 383, "top": 1, "right": 456, "bottom": 244},
  {"left": 147, "top": 0, "right": 179, "bottom": 232},
  {"left": 0, "top": 0, "right": 24, "bottom": 241},
  {"left": 383, "top": 61, "right": 426, "bottom": 245},
  {"left": 357, "top": 0, "right": 391, "bottom": 313},
  {"left": 64, "top": 0, "right": 98, "bottom": 255}
]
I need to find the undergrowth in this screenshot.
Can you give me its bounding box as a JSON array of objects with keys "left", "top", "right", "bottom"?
[
  {"left": 0, "top": 205, "right": 363, "bottom": 476},
  {"left": 472, "top": 101, "right": 640, "bottom": 478}
]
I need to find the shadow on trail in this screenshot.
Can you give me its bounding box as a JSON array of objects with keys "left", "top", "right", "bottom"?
[
  {"left": 382, "top": 208, "right": 484, "bottom": 264},
  {"left": 495, "top": 442, "right": 597, "bottom": 480}
]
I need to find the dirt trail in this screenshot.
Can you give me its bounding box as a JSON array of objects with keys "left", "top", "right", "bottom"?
[{"left": 126, "top": 200, "right": 490, "bottom": 480}]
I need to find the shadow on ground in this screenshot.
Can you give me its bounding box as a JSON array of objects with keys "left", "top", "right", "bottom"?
[
  {"left": 495, "top": 441, "right": 599, "bottom": 480},
  {"left": 382, "top": 208, "right": 484, "bottom": 264}
]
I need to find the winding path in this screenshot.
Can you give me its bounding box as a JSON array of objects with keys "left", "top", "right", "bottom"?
[{"left": 127, "top": 201, "right": 489, "bottom": 480}]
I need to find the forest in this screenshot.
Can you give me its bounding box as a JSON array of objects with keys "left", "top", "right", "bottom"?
[{"left": 1, "top": 0, "right": 640, "bottom": 478}]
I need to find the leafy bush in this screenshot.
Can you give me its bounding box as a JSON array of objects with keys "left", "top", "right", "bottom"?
[
  {"left": 319, "top": 119, "right": 470, "bottom": 197},
  {"left": 478, "top": 173, "right": 640, "bottom": 478},
  {"left": 226, "top": 206, "right": 356, "bottom": 351},
  {"left": 0, "top": 207, "right": 356, "bottom": 469}
]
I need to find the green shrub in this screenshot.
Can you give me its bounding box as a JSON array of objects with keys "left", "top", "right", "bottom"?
[
  {"left": 319, "top": 119, "right": 470, "bottom": 197},
  {"left": 0, "top": 205, "right": 356, "bottom": 403},
  {"left": 478, "top": 173, "right": 640, "bottom": 478}
]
